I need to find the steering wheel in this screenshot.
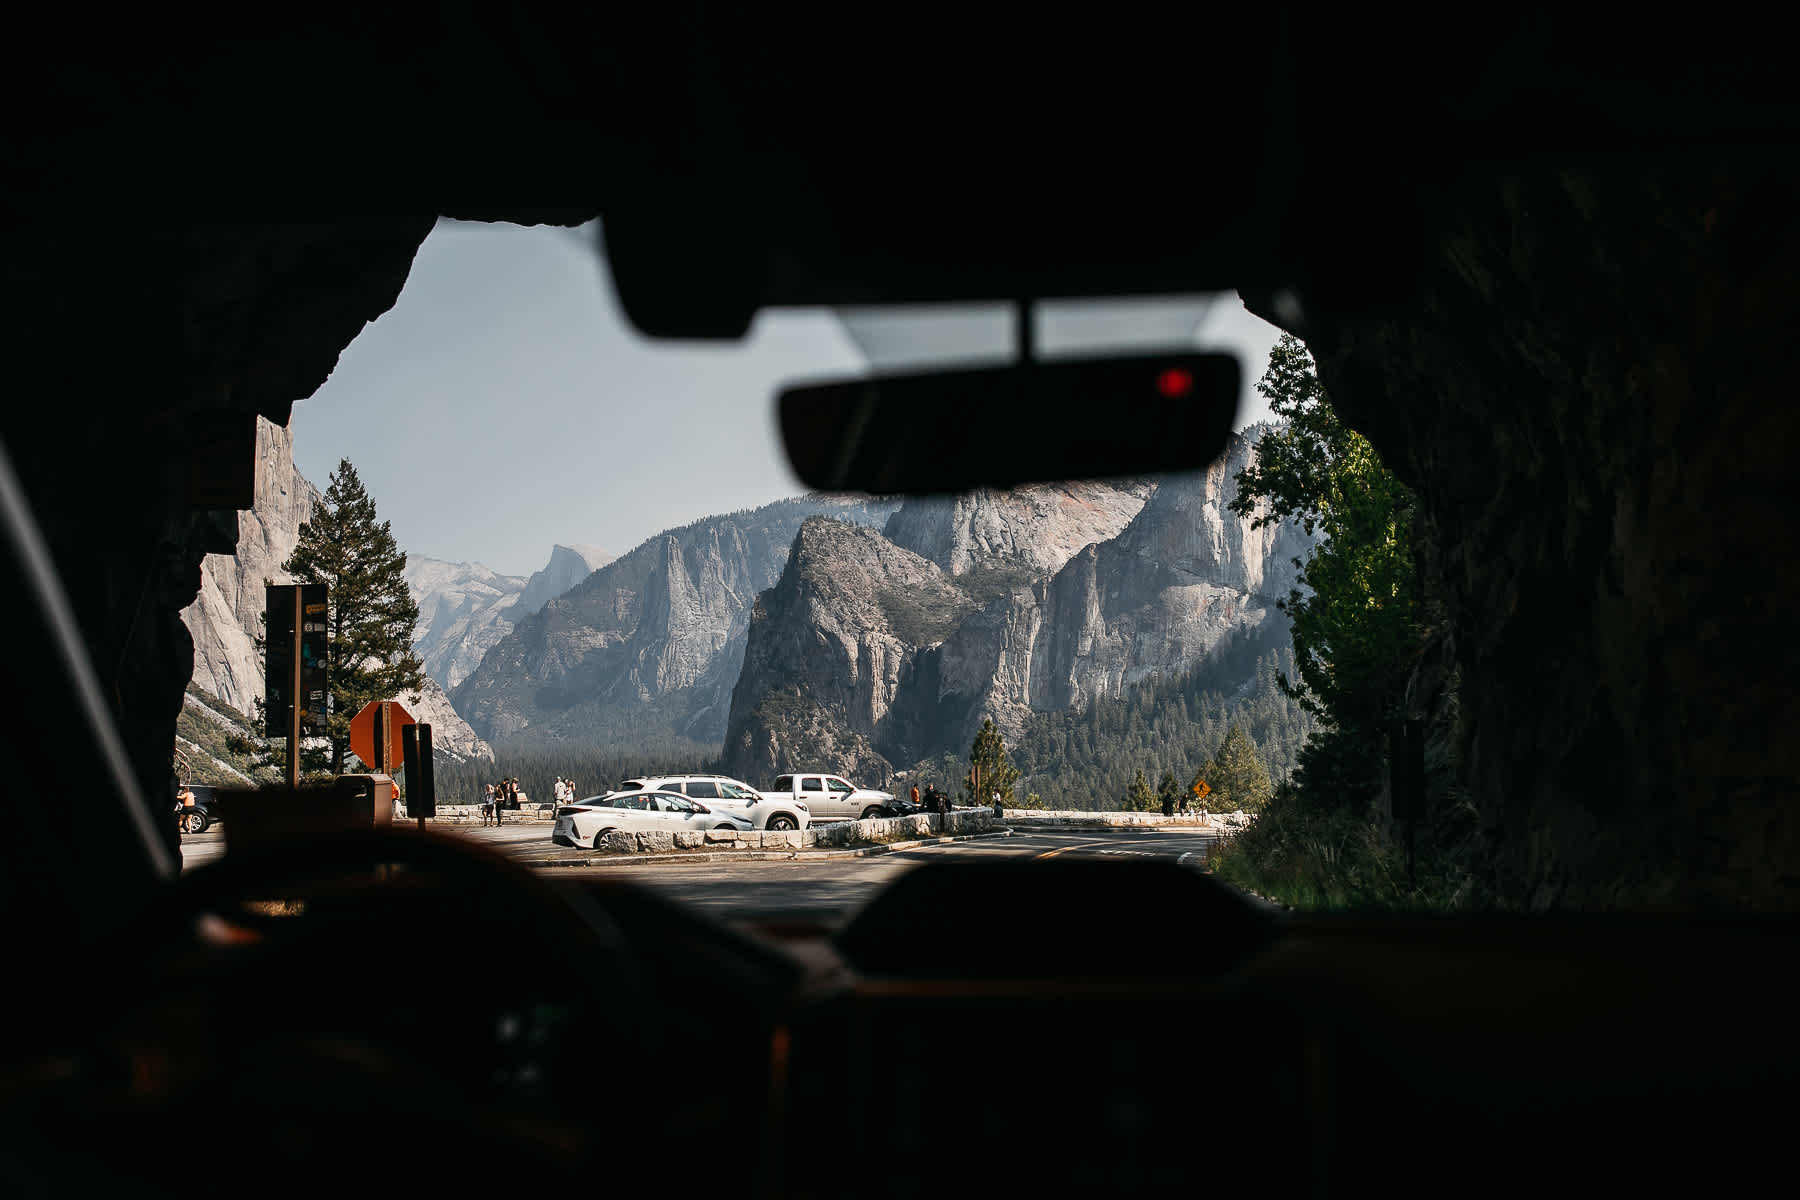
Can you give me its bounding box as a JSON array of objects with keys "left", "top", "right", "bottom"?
[{"left": 35, "top": 825, "right": 663, "bottom": 1189}]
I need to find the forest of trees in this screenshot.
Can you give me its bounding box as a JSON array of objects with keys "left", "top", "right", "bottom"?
[{"left": 1002, "top": 622, "right": 1316, "bottom": 810}]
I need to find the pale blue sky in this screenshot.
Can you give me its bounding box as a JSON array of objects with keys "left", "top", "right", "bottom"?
[{"left": 293, "top": 219, "right": 1284, "bottom": 578}]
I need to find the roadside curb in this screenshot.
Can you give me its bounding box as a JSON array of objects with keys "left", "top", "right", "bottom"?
[{"left": 514, "top": 828, "right": 1016, "bottom": 869}]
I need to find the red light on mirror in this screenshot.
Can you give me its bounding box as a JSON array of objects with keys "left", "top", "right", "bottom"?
[{"left": 1155, "top": 367, "right": 1193, "bottom": 398}]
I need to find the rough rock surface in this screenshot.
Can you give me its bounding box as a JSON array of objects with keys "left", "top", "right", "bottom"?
[
  {"left": 883, "top": 480, "right": 1153, "bottom": 576},
  {"left": 1016, "top": 434, "right": 1312, "bottom": 720},
  {"left": 723, "top": 437, "right": 1313, "bottom": 782},
  {"left": 180, "top": 416, "right": 493, "bottom": 764},
  {"left": 1247, "top": 164, "right": 1800, "bottom": 909},
  {"left": 722, "top": 518, "right": 972, "bottom": 783},
  {"left": 406, "top": 542, "right": 611, "bottom": 693},
  {"left": 182, "top": 417, "right": 322, "bottom": 719},
  {"left": 405, "top": 558, "right": 527, "bottom": 692},
  {"left": 455, "top": 495, "right": 899, "bottom": 749}
]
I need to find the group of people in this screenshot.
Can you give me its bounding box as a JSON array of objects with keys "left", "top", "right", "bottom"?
[
  {"left": 480, "top": 775, "right": 584, "bottom": 826},
  {"left": 909, "top": 782, "right": 952, "bottom": 816},
  {"left": 552, "top": 776, "right": 579, "bottom": 809},
  {"left": 481, "top": 777, "right": 521, "bottom": 826}
]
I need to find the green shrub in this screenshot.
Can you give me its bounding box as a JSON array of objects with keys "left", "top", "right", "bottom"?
[
  {"left": 876, "top": 585, "right": 969, "bottom": 646},
  {"left": 1208, "top": 785, "right": 1484, "bottom": 912}
]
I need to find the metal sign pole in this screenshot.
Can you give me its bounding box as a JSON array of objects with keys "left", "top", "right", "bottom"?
[
  {"left": 377, "top": 700, "right": 390, "bottom": 774},
  {"left": 287, "top": 587, "right": 301, "bottom": 788}
]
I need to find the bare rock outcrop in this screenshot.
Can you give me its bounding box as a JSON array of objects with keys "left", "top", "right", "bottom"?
[
  {"left": 406, "top": 542, "right": 611, "bottom": 693},
  {"left": 883, "top": 479, "right": 1153, "bottom": 576},
  {"left": 723, "top": 433, "right": 1316, "bottom": 780},
  {"left": 181, "top": 416, "right": 493, "bottom": 764},
  {"left": 181, "top": 417, "right": 321, "bottom": 718},
  {"left": 455, "top": 495, "right": 900, "bottom": 750}
]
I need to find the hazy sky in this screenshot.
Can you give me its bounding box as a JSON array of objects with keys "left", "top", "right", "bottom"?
[{"left": 292, "top": 219, "right": 1285, "bottom": 578}]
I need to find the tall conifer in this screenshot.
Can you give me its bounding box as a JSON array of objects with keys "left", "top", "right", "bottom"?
[{"left": 280, "top": 458, "right": 423, "bottom": 774}]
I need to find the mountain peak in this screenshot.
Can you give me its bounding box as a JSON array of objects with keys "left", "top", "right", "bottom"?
[{"left": 883, "top": 479, "right": 1153, "bottom": 577}]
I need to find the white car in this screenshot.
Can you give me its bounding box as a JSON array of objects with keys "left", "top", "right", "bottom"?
[
  {"left": 619, "top": 774, "right": 811, "bottom": 832},
  {"left": 551, "top": 789, "right": 753, "bottom": 848},
  {"left": 766, "top": 773, "right": 899, "bottom": 822}
]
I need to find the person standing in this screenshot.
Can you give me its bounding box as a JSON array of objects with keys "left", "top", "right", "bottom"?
[
  {"left": 482, "top": 783, "right": 495, "bottom": 826},
  {"left": 494, "top": 779, "right": 506, "bottom": 826},
  {"left": 910, "top": 783, "right": 921, "bottom": 810}
]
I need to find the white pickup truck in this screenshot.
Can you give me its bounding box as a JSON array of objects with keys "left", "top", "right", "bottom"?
[{"left": 766, "top": 773, "right": 898, "bottom": 822}]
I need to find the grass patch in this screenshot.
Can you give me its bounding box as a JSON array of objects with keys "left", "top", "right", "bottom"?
[{"left": 1207, "top": 793, "right": 1484, "bottom": 912}]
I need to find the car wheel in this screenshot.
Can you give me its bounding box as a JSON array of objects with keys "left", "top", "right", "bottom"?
[
  {"left": 590, "top": 827, "right": 617, "bottom": 849},
  {"left": 714, "top": 823, "right": 738, "bottom": 831},
  {"left": 861, "top": 806, "right": 886, "bottom": 821},
  {"left": 180, "top": 809, "right": 209, "bottom": 835},
  {"left": 767, "top": 814, "right": 797, "bottom": 832}
]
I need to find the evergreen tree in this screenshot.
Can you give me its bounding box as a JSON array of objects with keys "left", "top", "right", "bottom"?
[
  {"left": 1230, "top": 334, "right": 1420, "bottom": 806},
  {"left": 276, "top": 458, "right": 423, "bottom": 775},
  {"left": 1207, "top": 723, "right": 1274, "bottom": 813},
  {"left": 965, "top": 717, "right": 1021, "bottom": 803},
  {"left": 1126, "top": 767, "right": 1154, "bottom": 811}
]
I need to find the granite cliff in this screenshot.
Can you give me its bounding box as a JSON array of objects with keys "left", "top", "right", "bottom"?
[
  {"left": 179, "top": 416, "right": 493, "bottom": 764},
  {"left": 721, "top": 434, "right": 1314, "bottom": 783},
  {"left": 181, "top": 417, "right": 321, "bottom": 719},
  {"left": 406, "top": 542, "right": 613, "bottom": 693},
  {"left": 454, "top": 494, "right": 900, "bottom": 751}
]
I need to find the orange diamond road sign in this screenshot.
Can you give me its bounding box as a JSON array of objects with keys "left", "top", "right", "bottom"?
[
  {"left": 349, "top": 699, "right": 413, "bottom": 773},
  {"left": 1192, "top": 780, "right": 1211, "bottom": 798}
]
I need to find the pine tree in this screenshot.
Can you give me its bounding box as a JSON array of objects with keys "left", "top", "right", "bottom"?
[
  {"left": 965, "top": 717, "right": 1021, "bottom": 804},
  {"left": 275, "top": 458, "right": 424, "bottom": 775},
  {"left": 1207, "top": 723, "right": 1274, "bottom": 813},
  {"left": 1126, "top": 767, "right": 1154, "bottom": 812},
  {"left": 1229, "top": 332, "right": 1420, "bottom": 806}
]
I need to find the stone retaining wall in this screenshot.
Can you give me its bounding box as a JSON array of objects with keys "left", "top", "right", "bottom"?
[
  {"left": 411, "top": 805, "right": 557, "bottom": 825},
  {"left": 397, "top": 807, "right": 999, "bottom": 850},
  {"left": 1002, "top": 809, "right": 1248, "bottom": 830}
]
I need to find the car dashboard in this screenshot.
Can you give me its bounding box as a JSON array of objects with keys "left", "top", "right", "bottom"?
[{"left": 7, "top": 835, "right": 1793, "bottom": 1199}]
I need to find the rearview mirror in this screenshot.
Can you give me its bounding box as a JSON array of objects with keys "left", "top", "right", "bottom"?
[{"left": 778, "top": 352, "right": 1238, "bottom": 494}]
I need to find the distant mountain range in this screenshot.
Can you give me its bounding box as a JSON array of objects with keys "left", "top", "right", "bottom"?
[
  {"left": 719, "top": 431, "right": 1315, "bottom": 784},
  {"left": 179, "top": 417, "right": 500, "bottom": 774},
  {"left": 181, "top": 419, "right": 1316, "bottom": 801},
  {"left": 453, "top": 495, "right": 902, "bottom": 755},
  {"left": 406, "top": 542, "right": 613, "bottom": 693}
]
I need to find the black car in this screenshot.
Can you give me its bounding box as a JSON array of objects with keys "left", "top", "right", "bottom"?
[{"left": 880, "top": 794, "right": 923, "bottom": 818}]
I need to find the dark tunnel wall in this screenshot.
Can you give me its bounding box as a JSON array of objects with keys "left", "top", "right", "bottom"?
[{"left": 3, "top": 17, "right": 1797, "bottom": 911}]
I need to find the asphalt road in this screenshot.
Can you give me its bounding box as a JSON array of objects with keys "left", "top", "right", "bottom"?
[{"left": 177, "top": 824, "right": 1219, "bottom": 925}]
